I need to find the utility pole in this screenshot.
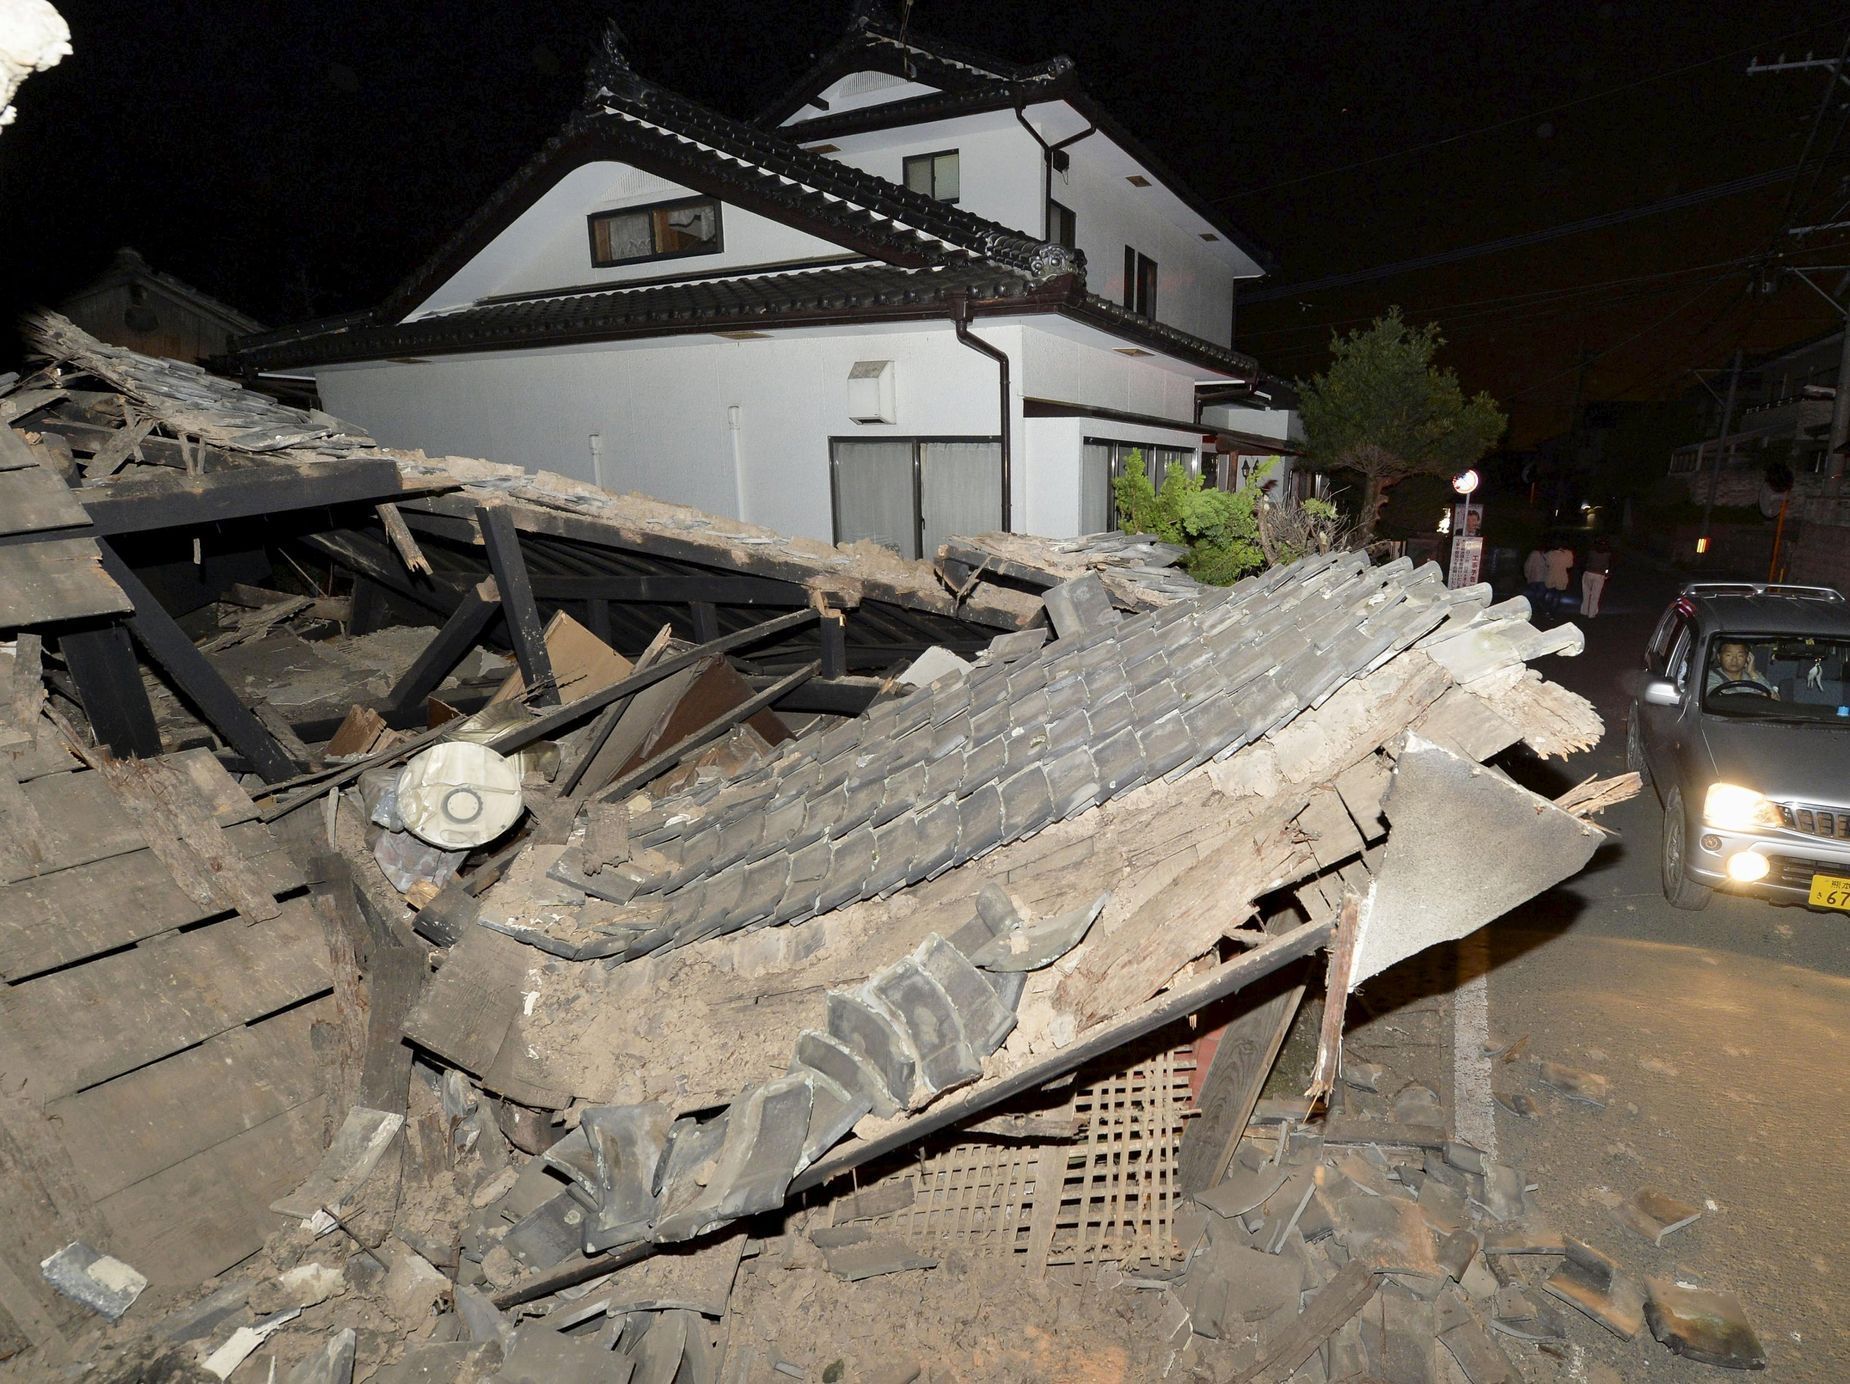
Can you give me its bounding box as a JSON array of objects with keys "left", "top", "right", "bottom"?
[{"left": 1698, "top": 347, "right": 1744, "bottom": 550}]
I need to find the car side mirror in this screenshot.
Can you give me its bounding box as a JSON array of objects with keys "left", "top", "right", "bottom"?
[{"left": 1643, "top": 678, "right": 1680, "bottom": 707}]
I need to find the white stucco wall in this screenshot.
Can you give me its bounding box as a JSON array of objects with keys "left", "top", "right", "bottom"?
[
  {"left": 1050, "top": 143, "right": 1235, "bottom": 347},
  {"left": 316, "top": 320, "right": 1208, "bottom": 545},
  {"left": 823, "top": 113, "right": 1044, "bottom": 248},
  {"left": 413, "top": 163, "right": 856, "bottom": 316}
]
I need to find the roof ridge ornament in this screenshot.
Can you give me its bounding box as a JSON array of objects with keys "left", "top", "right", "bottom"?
[{"left": 581, "top": 18, "right": 646, "bottom": 109}]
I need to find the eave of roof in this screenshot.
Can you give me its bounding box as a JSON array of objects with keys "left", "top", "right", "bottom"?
[{"left": 229, "top": 261, "right": 1255, "bottom": 380}]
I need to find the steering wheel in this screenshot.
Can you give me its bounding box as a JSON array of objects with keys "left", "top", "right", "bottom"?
[{"left": 1711, "top": 678, "right": 1774, "bottom": 698}]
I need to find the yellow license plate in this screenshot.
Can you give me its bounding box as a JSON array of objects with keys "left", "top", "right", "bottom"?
[{"left": 1808, "top": 873, "right": 1850, "bottom": 910}]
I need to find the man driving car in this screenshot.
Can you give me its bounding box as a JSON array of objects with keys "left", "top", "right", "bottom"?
[{"left": 1706, "top": 639, "right": 1778, "bottom": 697}]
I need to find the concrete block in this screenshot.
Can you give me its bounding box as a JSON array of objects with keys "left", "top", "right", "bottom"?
[{"left": 1043, "top": 573, "right": 1120, "bottom": 638}]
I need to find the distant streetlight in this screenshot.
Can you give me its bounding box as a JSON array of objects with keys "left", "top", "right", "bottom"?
[{"left": 1452, "top": 469, "right": 1480, "bottom": 496}]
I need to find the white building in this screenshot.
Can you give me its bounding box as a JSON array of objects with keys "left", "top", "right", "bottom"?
[{"left": 235, "top": 10, "right": 1298, "bottom": 555}]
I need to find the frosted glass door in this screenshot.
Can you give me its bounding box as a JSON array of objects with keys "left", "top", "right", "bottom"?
[
  {"left": 919, "top": 440, "right": 1002, "bottom": 558},
  {"left": 832, "top": 440, "right": 917, "bottom": 557}
]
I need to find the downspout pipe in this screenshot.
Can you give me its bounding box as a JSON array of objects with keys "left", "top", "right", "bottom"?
[
  {"left": 952, "top": 293, "right": 1012, "bottom": 533},
  {"left": 1013, "top": 104, "right": 1096, "bottom": 240}
]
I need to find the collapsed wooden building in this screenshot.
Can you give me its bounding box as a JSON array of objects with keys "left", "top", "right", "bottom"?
[{"left": 0, "top": 318, "right": 1643, "bottom": 1382}]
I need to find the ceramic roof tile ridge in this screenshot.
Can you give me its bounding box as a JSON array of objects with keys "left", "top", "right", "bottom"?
[{"left": 543, "top": 554, "right": 1462, "bottom": 954}]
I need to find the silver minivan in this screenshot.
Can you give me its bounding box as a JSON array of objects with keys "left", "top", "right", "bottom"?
[{"left": 1628, "top": 582, "right": 1850, "bottom": 910}]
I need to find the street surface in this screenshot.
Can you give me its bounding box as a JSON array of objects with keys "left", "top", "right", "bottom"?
[{"left": 1470, "top": 558, "right": 1850, "bottom": 1380}]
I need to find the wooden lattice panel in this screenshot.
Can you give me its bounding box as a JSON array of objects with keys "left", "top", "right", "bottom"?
[{"left": 856, "top": 1038, "right": 1196, "bottom": 1270}]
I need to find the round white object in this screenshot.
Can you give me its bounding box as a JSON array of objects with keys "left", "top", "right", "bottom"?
[
  {"left": 1451, "top": 469, "right": 1480, "bottom": 496},
  {"left": 396, "top": 742, "right": 524, "bottom": 850}
]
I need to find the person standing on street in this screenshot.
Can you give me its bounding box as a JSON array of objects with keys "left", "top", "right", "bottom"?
[
  {"left": 1543, "top": 540, "right": 1575, "bottom": 617},
  {"left": 1523, "top": 547, "right": 1546, "bottom": 610},
  {"left": 1582, "top": 543, "right": 1611, "bottom": 618}
]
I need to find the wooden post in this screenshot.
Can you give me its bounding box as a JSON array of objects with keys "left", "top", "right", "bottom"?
[
  {"left": 476, "top": 506, "right": 558, "bottom": 707},
  {"left": 382, "top": 580, "right": 501, "bottom": 721},
  {"left": 93, "top": 542, "right": 303, "bottom": 782},
  {"left": 59, "top": 624, "right": 162, "bottom": 758}
]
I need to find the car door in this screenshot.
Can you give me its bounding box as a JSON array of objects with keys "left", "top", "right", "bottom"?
[{"left": 1640, "top": 611, "right": 1694, "bottom": 787}]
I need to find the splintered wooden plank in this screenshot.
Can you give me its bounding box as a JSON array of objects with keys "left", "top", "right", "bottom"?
[
  {"left": 0, "top": 897, "right": 331, "bottom": 1103},
  {"left": 94, "top": 1095, "right": 332, "bottom": 1286},
  {"left": 0, "top": 465, "right": 89, "bottom": 536},
  {"left": 1176, "top": 964, "right": 1309, "bottom": 1196},
  {"left": 400, "top": 924, "right": 533, "bottom": 1079},
  {"left": 12, "top": 770, "right": 145, "bottom": 878},
  {"left": 97, "top": 757, "right": 281, "bottom": 923},
  {"left": 0, "top": 539, "right": 131, "bottom": 627},
  {"left": 0, "top": 820, "right": 303, "bottom": 979},
  {"left": 46, "top": 998, "right": 333, "bottom": 1202}
]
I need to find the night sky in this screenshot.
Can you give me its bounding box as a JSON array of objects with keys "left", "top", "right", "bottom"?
[{"left": 5, "top": 0, "right": 1848, "bottom": 446}]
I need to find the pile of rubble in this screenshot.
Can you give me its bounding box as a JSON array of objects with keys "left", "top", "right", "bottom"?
[{"left": 2, "top": 324, "right": 1758, "bottom": 1383}]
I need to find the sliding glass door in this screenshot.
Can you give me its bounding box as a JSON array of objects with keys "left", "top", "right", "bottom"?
[{"left": 831, "top": 437, "right": 1002, "bottom": 559}]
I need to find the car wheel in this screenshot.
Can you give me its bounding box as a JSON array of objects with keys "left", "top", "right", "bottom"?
[
  {"left": 1661, "top": 786, "right": 1711, "bottom": 911},
  {"left": 1626, "top": 705, "right": 1651, "bottom": 790}
]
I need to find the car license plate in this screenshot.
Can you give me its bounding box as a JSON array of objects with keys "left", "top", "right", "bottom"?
[{"left": 1808, "top": 873, "right": 1850, "bottom": 910}]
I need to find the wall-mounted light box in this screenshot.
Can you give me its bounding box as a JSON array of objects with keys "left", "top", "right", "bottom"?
[{"left": 847, "top": 360, "right": 896, "bottom": 424}]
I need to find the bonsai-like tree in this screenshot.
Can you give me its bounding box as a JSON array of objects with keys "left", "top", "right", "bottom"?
[{"left": 1298, "top": 309, "right": 1506, "bottom": 545}]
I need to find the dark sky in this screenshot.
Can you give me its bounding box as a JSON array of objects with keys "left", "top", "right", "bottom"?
[{"left": 5, "top": 0, "right": 1848, "bottom": 446}]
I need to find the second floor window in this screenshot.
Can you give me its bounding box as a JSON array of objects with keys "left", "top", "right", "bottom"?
[
  {"left": 903, "top": 150, "right": 960, "bottom": 203},
  {"left": 588, "top": 197, "right": 723, "bottom": 268},
  {"left": 1123, "top": 249, "right": 1158, "bottom": 319},
  {"left": 1048, "top": 200, "right": 1077, "bottom": 249}
]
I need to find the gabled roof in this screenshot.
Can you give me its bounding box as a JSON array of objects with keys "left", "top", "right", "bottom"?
[
  {"left": 232, "top": 25, "right": 1255, "bottom": 379},
  {"left": 754, "top": 6, "right": 1273, "bottom": 271},
  {"left": 62, "top": 248, "right": 265, "bottom": 336},
  {"left": 755, "top": 0, "right": 1074, "bottom": 129},
  {"left": 377, "top": 28, "right": 1080, "bottom": 324}
]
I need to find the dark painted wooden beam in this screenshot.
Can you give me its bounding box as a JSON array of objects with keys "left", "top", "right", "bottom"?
[
  {"left": 300, "top": 530, "right": 463, "bottom": 617},
  {"left": 477, "top": 505, "right": 558, "bottom": 707},
  {"left": 745, "top": 673, "right": 882, "bottom": 715},
  {"left": 93, "top": 542, "right": 303, "bottom": 782},
  {"left": 529, "top": 574, "right": 810, "bottom": 606},
  {"left": 689, "top": 600, "right": 719, "bottom": 643},
  {"left": 382, "top": 579, "right": 502, "bottom": 721},
  {"left": 59, "top": 624, "right": 162, "bottom": 758},
  {"left": 820, "top": 611, "right": 847, "bottom": 679}
]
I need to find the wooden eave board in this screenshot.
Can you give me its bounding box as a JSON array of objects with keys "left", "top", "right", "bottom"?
[
  {"left": 94, "top": 1095, "right": 332, "bottom": 1286},
  {"left": 0, "top": 819, "right": 303, "bottom": 980},
  {"left": 0, "top": 897, "right": 331, "bottom": 1103},
  {"left": 46, "top": 997, "right": 333, "bottom": 1202},
  {"left": 0, "top": 539, "right": 131, "bottom": 627},
  {"left": 0, "top": 465, "right": 89, "bottom": 537}
]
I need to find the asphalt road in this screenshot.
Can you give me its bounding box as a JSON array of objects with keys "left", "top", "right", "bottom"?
[{"left": 1472, "top": 558, "right": 1850, "bottom": 1380}]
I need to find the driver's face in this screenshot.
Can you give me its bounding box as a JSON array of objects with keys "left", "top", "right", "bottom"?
[{"left": 1718, "top": 643, "right": 1750, "bottom": 676}]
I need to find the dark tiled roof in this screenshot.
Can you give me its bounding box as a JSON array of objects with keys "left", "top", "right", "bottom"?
[
  {"left": 232, "top": 263, "right": 1061, "bottom": 371},
  {"left": 534, "top": 553, "right": 1463, "bottom": 960},
  {"left": 755, "top": 2, "right": 1071, "bottom": 128},
  {"left": 232, "top": 26, "right": 1257, "bottom": 378}
]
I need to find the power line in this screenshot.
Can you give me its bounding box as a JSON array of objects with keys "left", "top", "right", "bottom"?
[
  {"left": 1217, "top": 15, "right": 1850, "bottom": 204},
  {"left": 1242, "top": 165, "right": 1807, "bottom": 303}
]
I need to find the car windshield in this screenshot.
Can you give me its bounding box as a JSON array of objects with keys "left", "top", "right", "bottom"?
[{"left": 1701, "top": 633, "right": 1850, "bottom": 720}]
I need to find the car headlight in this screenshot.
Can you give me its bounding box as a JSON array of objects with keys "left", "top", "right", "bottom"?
[{"left": 1703, "top": 782, "right": 1783, "bottom": 831}]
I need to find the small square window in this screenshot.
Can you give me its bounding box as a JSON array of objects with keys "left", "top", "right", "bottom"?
[
  {"left": 903, "top": 150, "right": 960, "bottom": 203},
  {"left": 587, "top": 197, "right": 723, "bottom": 268}
]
